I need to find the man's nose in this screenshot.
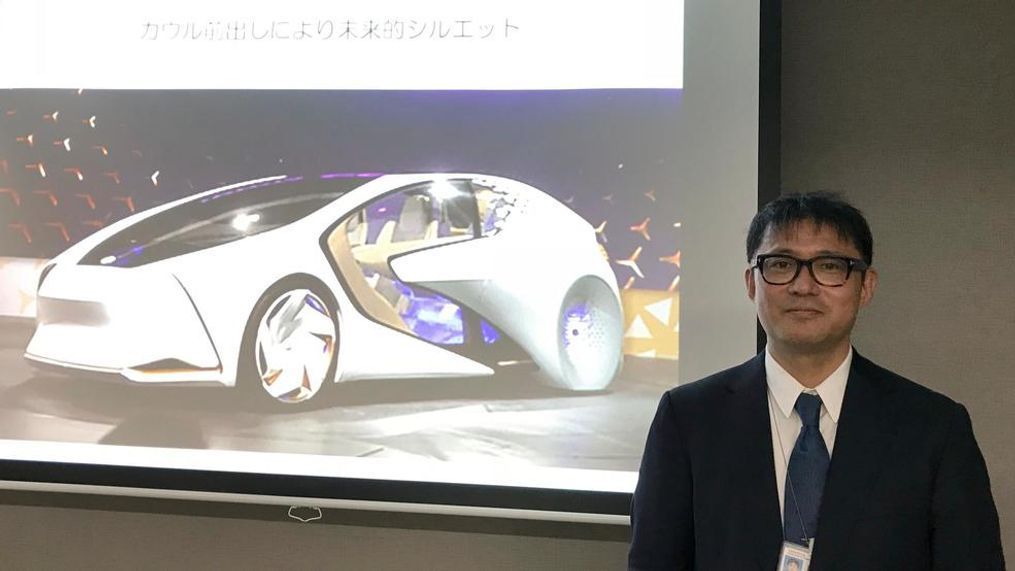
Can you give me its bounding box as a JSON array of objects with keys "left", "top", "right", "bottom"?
[{"left": 788, "top": 264, "right": 821, "bottom": 294}]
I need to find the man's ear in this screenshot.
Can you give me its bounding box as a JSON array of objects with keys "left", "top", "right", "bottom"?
[
  {"left": 745, "top": 266, "right": 756, "bottom": 301},
  {"left": 859, "top": 267, "right": 878, "bottom": 307}
]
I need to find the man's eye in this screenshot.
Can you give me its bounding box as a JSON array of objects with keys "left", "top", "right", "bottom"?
[
  {"left": 768, "top": 260, "right": 792, "bottom": 270},
  {"left": 818, "top": 261, "right": 845, "bottom": 272}
]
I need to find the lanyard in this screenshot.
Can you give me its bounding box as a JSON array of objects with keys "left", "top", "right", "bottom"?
[{"left": 767, "top": 387, "right": 812, "bottom": 544}]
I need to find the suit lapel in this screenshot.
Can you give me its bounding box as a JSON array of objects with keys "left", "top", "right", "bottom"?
[
  {"left": 810, "top": 353, "right": 898, "bottom": 569},
  {"left": 725, "top": 354, "right": 783, "bottom": 570}
]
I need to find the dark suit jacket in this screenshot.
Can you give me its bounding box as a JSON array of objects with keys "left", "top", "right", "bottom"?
[{"left": 628, "top": 352, "right": 1004, "bottom": 570}]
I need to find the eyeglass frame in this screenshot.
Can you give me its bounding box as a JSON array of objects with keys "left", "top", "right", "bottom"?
[{"left": 752, "top": 253, "right": 870, "bottom": 287}]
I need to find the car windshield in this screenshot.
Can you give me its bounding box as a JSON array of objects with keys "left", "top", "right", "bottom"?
[{"left": 81, "top": 175, "right": 376, "bottom": 267}]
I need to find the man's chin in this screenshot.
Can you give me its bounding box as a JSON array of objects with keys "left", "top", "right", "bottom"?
[{"left": 771, "top": 333, "right": 846, "bottom": 356}]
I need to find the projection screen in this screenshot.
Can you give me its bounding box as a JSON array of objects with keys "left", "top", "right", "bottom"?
[{"left": 0, "top": 0, "right": 765, "bottom": 521}]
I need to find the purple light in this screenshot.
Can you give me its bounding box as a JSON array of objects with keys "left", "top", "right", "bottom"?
[
  {"left": 111, "top": 245, "right": 144, "bottom": 267},
  {"left": 304, "top": 294, "right": 326, "bottom": 315},
  {"left": 320, "top": 172, "right": 384, "bottom": 180},
  {"left": 392, "top": 280, "right": 464, "bottom": 345},
  {"left": 562, "top": 302, "right": 592, "bottom": 347},
  {"left": 481, "top": 320, "right": 501, "bottom": 344}
]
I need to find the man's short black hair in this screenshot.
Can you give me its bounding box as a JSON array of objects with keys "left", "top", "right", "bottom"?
[{"left": 746, "top": 192, "right": 873, "bottom": 264}]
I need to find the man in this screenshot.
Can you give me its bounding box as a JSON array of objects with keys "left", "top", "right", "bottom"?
[{"left": 628, "top": 193, "right": 1004, "bottom": 570}]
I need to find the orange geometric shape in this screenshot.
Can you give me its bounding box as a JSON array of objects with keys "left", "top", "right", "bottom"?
[
  {"left": 668, "top": 274, "right": 681, "bottom": 292},
  {"left": 16, "top": 134, "right": 34, "bottom": 147},
  {"left": 112, "top": 196, "right": 136, "bottom": 213},
  {"left": 103, "top": 171, "right": 121, "bottom": 184},
  {"left": 32, "top": 190, "right": 58, "bottom": 206},
  {"left": 45, "top": 222, "right": 71, "bottom": 242},
  {"left": 9, "top": 223, "right": 32, "bottom": 244},
  {"left": 75, "top": 193, "right": 96, "bottom": 210},
  {"left": 0, "top": 188, "right": 20, "bottom": 207},
  {"left": 630, "top": 217, "right": 651, "bottom": 241},
  {"left": 64, "top": 167, "right": 84, "bottom": 181},
  {"left": 26, "top": 163, "right": 47, "bottom": 178},
  {"left": 621, "top": 289, "right": 679, "bottom": 360},
  {"left": 659, "top": 249, "right": 681, "bottom": 268},
  {"left": 43, "top": 111, "right": 60, "bottom": 122}
]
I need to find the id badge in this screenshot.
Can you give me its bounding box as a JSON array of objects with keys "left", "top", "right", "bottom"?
[{"left": 777, "top": 541, "right": 811, "bottom": 571}]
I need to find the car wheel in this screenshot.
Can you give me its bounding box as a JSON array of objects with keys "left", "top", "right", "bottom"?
[
  {"left": 556, "top": 277, "right": 623, "bottom": 391},
  {"left": 241, "top": 281, "right": 338, "bottom": 404}
]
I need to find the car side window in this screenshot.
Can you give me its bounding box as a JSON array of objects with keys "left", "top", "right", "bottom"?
[
  {"left": 472, "top": 182, "right": 514, "bottom": 237},
  {"left": 327, "top": 180, "right": 486, "bottom": 346}
]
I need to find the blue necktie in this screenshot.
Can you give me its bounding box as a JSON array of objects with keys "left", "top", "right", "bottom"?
[{"left": 784, "top": 392, "right": 830, "bottom": 546}]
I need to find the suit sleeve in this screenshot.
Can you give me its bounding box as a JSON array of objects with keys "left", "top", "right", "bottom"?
[
  {"left": 930, "top": 403, "right": 1006, "bottom": 570},
  {"left": 628, "top": 392, "right": 694, "bottom": 571}
]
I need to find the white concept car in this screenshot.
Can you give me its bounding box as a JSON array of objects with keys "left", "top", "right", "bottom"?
[{"left": 24, "top": 173, "right": 623, "bottom": 404}]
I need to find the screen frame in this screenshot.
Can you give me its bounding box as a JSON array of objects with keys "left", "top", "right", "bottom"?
[{"left": 0, "top": 0, "right": 782, "bottom": 523}]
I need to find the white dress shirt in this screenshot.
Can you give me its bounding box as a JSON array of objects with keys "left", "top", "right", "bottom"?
[{"left": 766, "top": 347, "right": 851, "bottom": 523}]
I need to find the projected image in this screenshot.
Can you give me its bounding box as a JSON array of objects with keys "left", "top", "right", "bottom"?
[
  {"left": 0, "top": 0, "right": 765, "bottom": 508},
  {"left": 0, "top": 87, "right": 689, "bottom": 489},
  {"left": 23, "top": 173, "right": 623, "bottom": 404}
]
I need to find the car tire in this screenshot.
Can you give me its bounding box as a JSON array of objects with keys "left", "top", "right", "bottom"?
[
  {"left": 238, "top": 277, "right": 339, "bottom": 405},
  {"left": 554, "top": 276, "right": 623, "bottom": 391}
]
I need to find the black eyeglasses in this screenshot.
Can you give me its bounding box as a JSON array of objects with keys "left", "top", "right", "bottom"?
[{"left": 752, "top": 254, "right": 869, "bottom": 287}]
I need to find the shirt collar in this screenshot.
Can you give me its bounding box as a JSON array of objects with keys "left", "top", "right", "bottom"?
[{"left": 765, "top": 346, "right": 851, "bottom": 423}]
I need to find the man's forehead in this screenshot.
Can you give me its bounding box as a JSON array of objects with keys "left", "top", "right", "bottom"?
[{"left": 760, "top": 220, "right": 859, "bottom": 254}]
